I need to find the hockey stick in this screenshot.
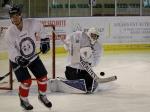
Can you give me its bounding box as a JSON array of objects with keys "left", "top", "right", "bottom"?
[
  {"left": 0, "top": 51, "right": 41, "bottom": 82},
  {"left": 0, "top": 72, "right": 11, "bottom": 81},
  {"left": 80, "top": 58, "right": 117, "bottom": 83},
  {"left": 13, "top": 51, "right": 41, "bottom": 72}
]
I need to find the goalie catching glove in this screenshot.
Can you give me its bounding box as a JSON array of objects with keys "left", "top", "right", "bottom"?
[
  {"left": 15, "top": 56, "right": 29, "bottom": 67},
  {"left": 40, "top": 38, "right": 50, "bottom": 54}
]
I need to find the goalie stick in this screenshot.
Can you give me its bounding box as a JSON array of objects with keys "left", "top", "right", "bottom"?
[{"left": 80, "top": 58, "right": 117, "bottom": 83}]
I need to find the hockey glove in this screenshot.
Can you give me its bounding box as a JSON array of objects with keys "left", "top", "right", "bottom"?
[
  {"left": 40, "top": 38, "right": 50, "bottom": 54},
  {"left": 15, "top": 56, "right": 29, "bottom": 67}
]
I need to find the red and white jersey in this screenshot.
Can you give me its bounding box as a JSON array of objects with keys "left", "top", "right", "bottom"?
[{"left": 5, "top": 18, "right": 45, "bottom": 63}]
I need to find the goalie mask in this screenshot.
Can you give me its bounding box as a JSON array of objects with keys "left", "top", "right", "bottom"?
[{"left": 87, "top": 27, "right": 99, "bottom": 45}]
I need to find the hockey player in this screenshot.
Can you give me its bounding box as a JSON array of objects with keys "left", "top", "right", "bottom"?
[
  {"left": 5, "top": 5, "right": 52, "bottom": 110},
  {"left": 61, "top": 27, "right": 103, "bottom": 92}
]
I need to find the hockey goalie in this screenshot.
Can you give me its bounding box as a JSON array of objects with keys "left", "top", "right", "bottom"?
[{"left": 50, "top": 27, "right": 117, "bottom": 93}]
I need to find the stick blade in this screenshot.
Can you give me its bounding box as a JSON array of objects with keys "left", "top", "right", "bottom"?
[{"left": 98, "top": 75, "right": 117, "bottom": 83}]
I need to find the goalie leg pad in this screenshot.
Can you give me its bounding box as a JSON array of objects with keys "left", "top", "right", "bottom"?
[
  {"left": 90, "top": 80, "right": 98, "bottom": 93},
  {"left": 49, "top": 77, "right": 87, "bottom": 93}
]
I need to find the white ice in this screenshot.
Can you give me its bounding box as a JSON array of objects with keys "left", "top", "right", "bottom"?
[{"left": 0, "top": 51, "right": 150, "bottom": 112}]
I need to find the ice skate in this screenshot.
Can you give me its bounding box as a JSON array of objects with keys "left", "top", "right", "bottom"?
[
  {"left": 19, "top": 97, "right": 33, "bottom": 110},
  {"left": 38, "top": 94, "right": 52, "bottom": 108}
]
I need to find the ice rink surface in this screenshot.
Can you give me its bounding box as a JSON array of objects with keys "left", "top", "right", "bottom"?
[{"left": 0, "top": 51, "right": 150, "bottom": 112}]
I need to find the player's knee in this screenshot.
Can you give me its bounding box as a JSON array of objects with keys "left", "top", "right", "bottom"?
[
  {"left": 20, "top": 79, "right": 32, "bottom": 88},
  {"left": 37, "top": 76, "right": 48, "bottom": 84}
]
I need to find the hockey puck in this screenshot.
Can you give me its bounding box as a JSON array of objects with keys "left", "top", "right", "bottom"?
[{"left": 100, "top": 72, "right": 105, "bottom": 76}]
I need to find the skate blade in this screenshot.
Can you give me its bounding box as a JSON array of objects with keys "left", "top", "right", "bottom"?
[
  {"left": 38, "top": 99, "right": 52, "bottom": 109},
  {"left": 21, "top": 106, "right": 33, "bottom": 112}
]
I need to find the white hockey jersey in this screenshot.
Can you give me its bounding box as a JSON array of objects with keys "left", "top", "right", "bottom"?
[
  {"left": 5, "top": 18, "right": 45, "bottom": 63},
  {"left": 64, "top": 31, "right": 103, "bottom": 70}
]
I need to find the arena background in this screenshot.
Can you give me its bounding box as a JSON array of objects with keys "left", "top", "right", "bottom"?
[
  {"left": 0, "top": 1, "right": 150, "bottom": 112},
  {"left": 1, "top": 0, "right": 150, "bottom": 59}
]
